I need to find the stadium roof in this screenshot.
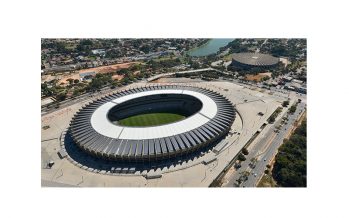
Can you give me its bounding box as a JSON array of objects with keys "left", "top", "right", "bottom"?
[
  {"left": 69, "top": 85, "right": 235, "bottom": 162},
  {"left": 91, "top": 89, "right": 217, "bottom": 140},
  {"left": 231, "top": 52, "right": 279, "bottom": 66}
]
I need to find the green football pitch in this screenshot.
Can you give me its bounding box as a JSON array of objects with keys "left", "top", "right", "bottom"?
[{"left": 117, "top": 113, "right": 185, "bottom": 127}]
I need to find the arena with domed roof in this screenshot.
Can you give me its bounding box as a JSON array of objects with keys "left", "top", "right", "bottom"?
[{"left": 230, "top": 52, "right": 279, "bottom": 70}]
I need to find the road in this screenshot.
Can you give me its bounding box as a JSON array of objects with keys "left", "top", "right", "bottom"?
[
  {"left": 255, "top": 39, "right": 268, "bottom": 53},
  {"left": 42, "top": 68, "right": 225, "bottom": 116},
  {"left": 42, "top": 65, "right": 305, "bottom": 117},
  {"left": 224, "top": 106, "right": 286, "bottom": 187},
  {"left": 146, "top": 68, "right": 224, "bottom": 82},
  {"left": 244, "top": 102, "right": 305, "bottom": 187},
  {"left": 41, "top": 89, "right": 109, "bottom": 116},
  {"left": 41, "top": 179, "right": 77, "bottom": 187},
  {"left": 225, "top": 102, "right": 306, "bottom": 187},
  {"left": 41, "top": 78, "right": 150, "bottom": 116}
]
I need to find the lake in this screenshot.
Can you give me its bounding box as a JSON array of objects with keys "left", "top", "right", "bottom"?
[{"left": 188, "top": 38, "right": 234, "bottom": 57}]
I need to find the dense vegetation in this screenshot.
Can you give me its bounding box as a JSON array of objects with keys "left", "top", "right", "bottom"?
[
  {"left": 86, "top": 73, "right": 113, "bottom": 91},
  {"left": 272, "top": 119, "right": 307, "bottom": 187},
  {"left": 268, "top": 107, "right": 282, "bottom": 123},
  {"left": 147, "top": 58, "right": 182, "bottom": 70},
  {"left": 260, "top": 39, "right": 307, "bottom": 61},
  {"left": 41, "top": 38, "right": 207, "bottom": 60},
  {"left": 288, "top": 105, "right": 297, "bottom": 114},
  {"left": 223, "top": 39, "right": 249, "bottom": 53}
]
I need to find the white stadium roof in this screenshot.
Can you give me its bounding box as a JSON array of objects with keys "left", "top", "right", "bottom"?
[{"left": 91, "top": 89, "right": 218, "bottom": 140}]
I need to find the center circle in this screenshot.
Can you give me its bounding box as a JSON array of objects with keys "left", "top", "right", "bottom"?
[{"left": 107, "top": 94, "right": 203, "bottom": 127}]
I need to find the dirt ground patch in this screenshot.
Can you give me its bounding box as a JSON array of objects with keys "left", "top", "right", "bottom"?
[
  {"left": 41, "top": 74, "right": 57, "bottom": 83},
  {"left": 79, "top": 62, "right": 138, "bottom": 74},
  {"left": 112, "top": 74, "right": 124, "bottom": 81},
  {"left": 57, "top": 62, "right": 138, "bottom": 85},
  {"left": 245, "top": 72, "right": 272, "bottom": 82},
  {"left": 57, "top": 73, "right": 80, "bottom": 85}
]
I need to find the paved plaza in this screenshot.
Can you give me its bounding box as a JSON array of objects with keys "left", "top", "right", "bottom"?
[{"left": 41, "top": 81, "right": 291, "bottom": 187}]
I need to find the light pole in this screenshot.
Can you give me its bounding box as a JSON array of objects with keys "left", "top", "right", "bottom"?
[{"left": 201, "top": 169, "right": 207, "bottom": 182}]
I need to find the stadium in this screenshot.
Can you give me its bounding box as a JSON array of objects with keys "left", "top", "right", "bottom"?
[
  {"left": 68, "top": 85, "right": 236, "bottom": 164},
  {"left": 230, "top": 52, "right": 279, "bottom": 70}
]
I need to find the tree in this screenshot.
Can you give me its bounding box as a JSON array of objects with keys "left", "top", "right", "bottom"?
[
  {"left": 242, "top": 148, "right": 249, "bottom": 155},
  {"left": 76, "top": 39, "right": 93, "bottom": 53},
  {"left": 56, "top": 92, "right": 67, "bottom": 101},
  {"left": 289, "top": 105, "right": 297, "bottom": 114},
  {"left": 262, "top": 76, "right": 270, "bottom": 81},
  {"left": 238, "top": 153, "right": 246, "bottom": 161},
  {"left": 67, "top": 78, "right": 74, "bottom": 85},
  {"left": 276, "top": 107, "right": 282, "bottom": 114},
  {"left": 117, "top": 68, "right": 129, "bottom": 75},
  {"left": 282, "top": 100, "right": 290, "bottom": 107},
  {"left": 191, "top": 61, "right": 200, "bottom": 69},
  {"left": 268, "top": 116, "right": 275, "bottom": 123},
  {"left": 111, "top": 80, "right": 119, "bottom": 87},
  {"left": 121, "top": 77, "right": 130, "bottom": 85},
  {"left": 41, "top": 83, "right": 53, "bottom": 97},
  {"left": 73, "top": 89, "right": 80, "bottom": 96},
  {"left": 272, "top": 120, "right": 307, "bottom": 187},
  {"left": 74, "top": 79, "right": 80, "bottom": 84}
]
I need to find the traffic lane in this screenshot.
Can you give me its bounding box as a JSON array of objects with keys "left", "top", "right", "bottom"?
[
  {"left": 244, "top": 132, "right": 289, "bottom": 186},
  {"left": 226, "top": 131, "right": 279, "bottom": 187},
  {"left": 225, "top": 153, "right": 254, "bottom": 186},
  {"left": 226, "top": 128, "right": 279, "bottom": 186},
  {"left": 243, "top": 105, "right": 305, "bottom": 186},
  {"left": 244, "top": 132, "right": 289, "bottom": 187},
  {"left": 226, "top": 107, "right": 293, "bottom": 187},
  {"left": 226, "top": 106, "right": 305, "bottom": 187},
  {"left": 42, "top": 86, "right": 121, "bottom": 116}
]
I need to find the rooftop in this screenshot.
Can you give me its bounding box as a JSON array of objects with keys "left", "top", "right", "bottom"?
[
  {"left": 90, "top": 89, "right": 218, "bottom": 140},
  {"left": 231, "top": 52, "right": 279, "bottom": 66}
]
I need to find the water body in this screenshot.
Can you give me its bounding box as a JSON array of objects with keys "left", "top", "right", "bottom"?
[{"left": 188, "top": 38, "right": 234, "bottom": 57}]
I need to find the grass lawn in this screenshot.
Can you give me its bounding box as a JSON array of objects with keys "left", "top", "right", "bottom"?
[
  {"left": 152, "top": 56, "right": 173, "bottom": 62},
  {"left": 257, "top": 174, "right": 278, "bottom": 187},
  {"left": 117, "top": 112, "right": 185, "bottom": 127},
  {"left": 151, "top": 56, "right": 186, "bottom": 63},
  {"left": 223, "top": 53, "right": 233, "bottom": 62}
]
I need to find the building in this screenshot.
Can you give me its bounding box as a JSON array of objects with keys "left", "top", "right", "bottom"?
[
  {"left": 284, "top": 85, "right": 295, "bottom": 91},
  {"left": 283, "top": 76, "right": 293, "bottom": 82},
  {"left": 292, "top": 79, "right": 303, "bottom": 84},
  {"left": 230, "top": 52, "right": 279, "bottom": 71},
  {"left": 91, "top": 49, "right": 106, "bottom": 55},
  {"left": 284, "top": 82, "right": 307, "bottom": 94},
  {"left": 44, "top": 65, "right": 72, "bottom": 73},
  {"left": 69, "top": 85, "right": 235, "bottom": 163},
  {"left": 79, "top": 71, "right": 96, "bottom": 81}
]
